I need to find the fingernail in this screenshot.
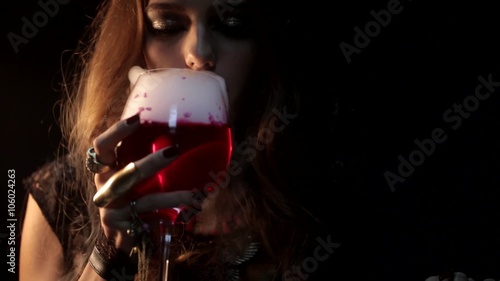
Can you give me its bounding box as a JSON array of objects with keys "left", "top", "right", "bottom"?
[
  {"left": 162, "top": 145, "right": 179, "bottom": 158},
  {"left": 126, "top": 113, "right": 140, "bottom": 124}
]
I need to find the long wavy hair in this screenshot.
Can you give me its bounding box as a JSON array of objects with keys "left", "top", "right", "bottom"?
[{"left": 58, "top": 0, "right": 318, "bottom": 279}]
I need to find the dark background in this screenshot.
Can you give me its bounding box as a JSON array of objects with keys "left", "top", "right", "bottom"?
[
  {"left": 1, "top": 1, "right": 499, "bottom": 281},
  {"left": 1, "top": 1, "right": 100, "bottom": 280}
]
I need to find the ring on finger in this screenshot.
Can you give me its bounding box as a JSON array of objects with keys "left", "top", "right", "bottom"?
[
  {"left": 86, "top": 147, "right": 114, "bottom": 174},
  {"left": 93, "top": 162, "right": 141, "bottom": 207}
]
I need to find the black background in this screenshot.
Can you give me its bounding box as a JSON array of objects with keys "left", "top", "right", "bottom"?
[
  {"left": 2, "top": 1, "right": 100, "bottom": 280},
  {"left": 1, "top": 1, "right": 499, "bottom": 281}
]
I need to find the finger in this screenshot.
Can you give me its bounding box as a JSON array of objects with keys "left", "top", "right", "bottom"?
[
  {"left": 92, "top": 113, "right": 141, "bottom": 165},
  {"left": 100, "top": 191, "right": 192, "bottom": 221},
  {"left": 94, "top": 166, "right": 121, "bottom": 189},
  {"left": 93, "top": 113, "right": 142, "bottom": 187},
  {"left": 425, "top": 276, "right": 439, "bottom": 281},
  {"left": 135, "top": 191, "right": 193, "bottom": 214},
  {"left": 99, "top": 191, "right": 193, "bottom": 241},
  {"left": 98, "top": 206, "right": 137, "bottom": 252},
  {"left": 100, "top": 207, "right": 132, "bottom": 230},
  {"left": 133, "top": 144, "right": 180, "bottom": 180},
  {"left": 93, "top": 145, "right": 180, "bottom": 207}
]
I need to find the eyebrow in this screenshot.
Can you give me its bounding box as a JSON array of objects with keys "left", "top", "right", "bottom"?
[
  {"left": 212, "top": 0, "right": 254, "bottom": 16},
  {"left": 144, "top": 0, "right": 256, "bottom": 20},
  {"left": 219, "top": 0, "right": 248, "bottom": 7},
  {"left": 145, "top": 2, "right": 187, "bottom": 13}
]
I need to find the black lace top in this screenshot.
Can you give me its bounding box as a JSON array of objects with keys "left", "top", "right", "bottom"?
[
  {"left": 21, "top": 158, "right": 282, "bottom": 280},
  {"left": 22, "top": 157, "right": 89, "bottom": 277}
]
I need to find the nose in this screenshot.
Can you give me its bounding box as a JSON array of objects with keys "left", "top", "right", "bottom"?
[{"left": 184, "top": 24, "right": 216, "bottom": 71}]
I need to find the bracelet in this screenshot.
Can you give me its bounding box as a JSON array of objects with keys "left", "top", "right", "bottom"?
[{"left": 88, "top": 234, "right": 138, "bottom": 280}]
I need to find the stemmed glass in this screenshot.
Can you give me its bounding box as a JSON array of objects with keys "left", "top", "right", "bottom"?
[{"left": 116, "top": 66, "right": 232, "bottom": 281}]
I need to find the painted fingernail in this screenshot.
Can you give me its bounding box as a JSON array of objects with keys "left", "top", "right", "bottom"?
[
  {"left": 126, "top": 113, "right": 140, "bottom": 124},
  {"left": 162, "top": 145, "right": 179, "bottom": 158}
]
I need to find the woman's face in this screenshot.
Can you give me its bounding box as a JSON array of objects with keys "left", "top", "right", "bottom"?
[{"left": 143, "top": 0, "right": 260, "bottom": 107}]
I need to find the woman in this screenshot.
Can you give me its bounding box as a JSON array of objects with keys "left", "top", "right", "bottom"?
[{"left": 20, "top": 0, "right": 325, "bottom": 280}]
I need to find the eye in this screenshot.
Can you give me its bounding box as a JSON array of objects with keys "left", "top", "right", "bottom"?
[
  {"left": 215, "top": 16, "right": 255, "bottom": 38},
  {"left": 152, "top": 18, "right": 179, "bottom": 31},
  {"left": 145, "top": 8, "right": 187, "bottom": 37},
  {"left": 148, "top": 16, "right": 186, "bottom": 36}
]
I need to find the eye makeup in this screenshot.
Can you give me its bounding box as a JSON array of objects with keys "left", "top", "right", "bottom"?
[{"left": 144, "top": 0, "right": 259, "bottom": 39}]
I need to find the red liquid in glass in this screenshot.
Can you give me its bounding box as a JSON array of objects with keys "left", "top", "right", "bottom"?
[{"left": 116, "top": 121, "right": 232, "bottom": 221}]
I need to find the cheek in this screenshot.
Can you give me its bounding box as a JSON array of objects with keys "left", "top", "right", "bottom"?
[
  {"left": 143, "top": 38, "right": 184, "bottom": 68},
  {"left": 216, "top": 45, "right": 257, "bottom": 108}
]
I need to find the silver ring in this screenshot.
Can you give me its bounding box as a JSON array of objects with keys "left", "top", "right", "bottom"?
[{"left": 86, "top": 147, "right": 112, "bottom": 173}]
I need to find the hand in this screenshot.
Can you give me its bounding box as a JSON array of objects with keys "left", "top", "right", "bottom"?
[{"left": 91, "top": 114, "right": 193, "bottom": 253}]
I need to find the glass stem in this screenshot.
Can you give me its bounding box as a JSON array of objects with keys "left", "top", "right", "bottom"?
[{"left": 158, "top": 219, "right": 173, "bottom": 281}]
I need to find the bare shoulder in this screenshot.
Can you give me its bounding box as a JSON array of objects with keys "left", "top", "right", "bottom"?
[{"left": 20, "top": 194, "right": 63, "bottom": 281}]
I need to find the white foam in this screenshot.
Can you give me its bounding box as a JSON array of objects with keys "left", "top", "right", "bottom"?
[{"left": 121, "top": 66, "right": 228, "bottom": 125}]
